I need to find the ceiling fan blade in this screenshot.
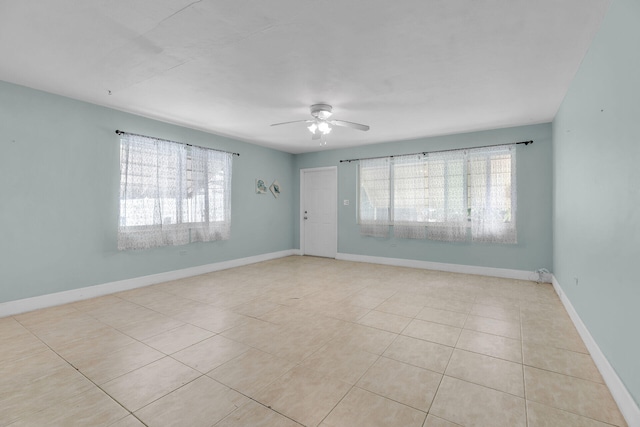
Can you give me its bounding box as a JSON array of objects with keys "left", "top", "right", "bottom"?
[
  {"left": 270, "top": 119, "right": 313, "bottom": 127},
  {"left": 311, "top": 131, "right": 321, "bottom": 140},
  {"left": 329, "top": 120, "right": 370, "bottom": 131}
]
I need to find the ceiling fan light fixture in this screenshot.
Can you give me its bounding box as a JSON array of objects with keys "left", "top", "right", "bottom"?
[
  {"left": 308, "top": 121, "right": 332, "bottom": 135},
  {"left": 317, "top": 121, "right": 331, "bottom": 134}
]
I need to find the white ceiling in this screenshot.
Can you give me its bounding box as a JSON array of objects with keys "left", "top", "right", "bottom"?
[{"left": 0, "top": 1, "right": 610, "bottom": 153}]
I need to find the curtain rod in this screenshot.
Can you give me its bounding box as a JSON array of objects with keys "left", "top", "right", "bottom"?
[
  {"left": 339, "top": 140, "right": 532, "bottom": 163},
  {"left": 115, "top": 130, "right": 240, "bottom": 157}
]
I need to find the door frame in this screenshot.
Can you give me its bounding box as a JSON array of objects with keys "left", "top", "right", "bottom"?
[{"left": 299, "top": 166, "right": 338, "bottom": 257}]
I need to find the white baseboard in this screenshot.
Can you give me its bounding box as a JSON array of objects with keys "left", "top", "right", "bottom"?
[
  {"left": 552, "top": 275, "right": 639, "bottom": 427},
  {"left": 335, "top": 252, "right": 550, "bottom": 282},
  {"left": 0, "top": 250, "right": 297, "bottom": 318}
]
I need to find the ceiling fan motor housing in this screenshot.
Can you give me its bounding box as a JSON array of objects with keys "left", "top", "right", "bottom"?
[{"left": 310, "top": 104, "right": 333, "bottom": 120}]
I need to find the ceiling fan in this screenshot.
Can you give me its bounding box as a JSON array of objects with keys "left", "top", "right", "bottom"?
[{"left": 271, "top": 104, "right": 370, "bottom": 141}]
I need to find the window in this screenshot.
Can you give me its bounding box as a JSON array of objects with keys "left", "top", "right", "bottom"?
[
  {"left": 358, "top": 145, "right": 516, "bottom": 243},
  {"left": 118, "top": 133, "right": 232, "bottom": 250}
]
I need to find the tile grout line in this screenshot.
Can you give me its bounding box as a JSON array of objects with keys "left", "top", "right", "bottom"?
[
  {"left": 14, "top": 302, "right": 279, "bottom": 426},
  {"left": 314, "top": 284, "right": 409, "bottom": 427},
  {"left": 11, "top": 314, "right": 151, "bottom": 427},
  {"left": 520, "top": 302, "right": 529, "bottom": 427},
  {"left": 411, "top": 285, "right": 475, "bottom": 426}
]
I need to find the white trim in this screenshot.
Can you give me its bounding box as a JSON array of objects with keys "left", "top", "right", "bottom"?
[
  {"left": 299, "top": 166, "right": 338, "bottom": 258},
  {"left": 0, "top": 250, "right": 297, "bottom": 318},
  {"left": 336, "top": 252, "right": 549, "bottom": 282},
  {"left": 299, "top": 168, "right": 306, "bottom": 254},
  {"left": 551, "top": 275, "right": 640, "bottom": 427}
]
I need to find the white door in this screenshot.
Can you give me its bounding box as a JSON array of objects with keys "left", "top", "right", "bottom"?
[{"left": 301, "top": 167, "right": 337, "bottom": 258}]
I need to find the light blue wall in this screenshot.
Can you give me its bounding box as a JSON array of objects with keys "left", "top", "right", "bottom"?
[
  {"left": 0, "top": 81, "right": 295, "bottom": 303},
  {"left": 552, "top": 0, "right": 640, "bottom": 406},
  {"left": 295, "top": 123, "right": 553, "bottom": 273}
]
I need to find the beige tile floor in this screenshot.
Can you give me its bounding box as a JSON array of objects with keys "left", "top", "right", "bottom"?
[{"left": 0, "top": 256, "right": 628, "bottom": 427}]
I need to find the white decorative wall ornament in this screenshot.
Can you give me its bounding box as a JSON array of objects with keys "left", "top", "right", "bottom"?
[
  {"left": 270, "top": 180, "right": 281, "bottom": 198},
  {"left": 256, "top": 178, "right": 267, "bottom": 194}
]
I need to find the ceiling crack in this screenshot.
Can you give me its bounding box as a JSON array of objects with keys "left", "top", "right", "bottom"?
[{"left": 157, "top": 0, "right": 205, "bottom": 27}]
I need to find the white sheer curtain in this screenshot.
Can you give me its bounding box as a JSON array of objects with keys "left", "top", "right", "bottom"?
[
  {"left": 468, "top": 145, "right": 516, "bottom": 243},
  {"left": 393, "top": 154, "right": 427, "bottom": 239},
  {"left": 358, "top": 144, "right": 517, "bottom": 244},
  {"left": 187, "top": 144, "right": 232, "bottom": 243},
  {"left": 118, "top": 134, "right": 232, "bottom": 250},
  {"left": 425, "top": 150, "right": 468, "bottom": 242},
  {"left": 358, "top": 157, "right": 391, "bottom": 237}
]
